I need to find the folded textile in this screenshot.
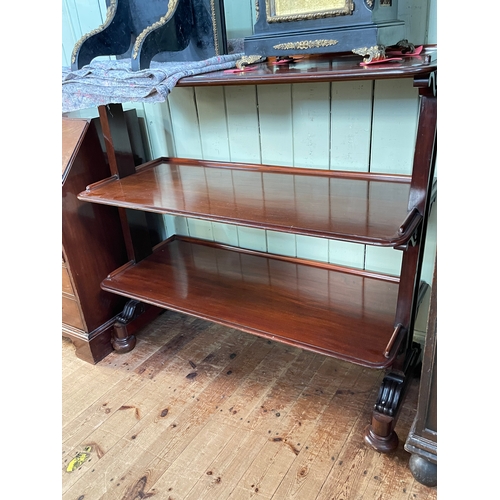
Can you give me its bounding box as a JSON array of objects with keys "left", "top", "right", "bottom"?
[{"left": 62, "top": 54, "right": 243, "bottom": 113}]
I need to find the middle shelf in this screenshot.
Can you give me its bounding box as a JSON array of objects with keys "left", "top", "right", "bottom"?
[{"left": 78, "top": 157, "right": 419, "bottom": 247}]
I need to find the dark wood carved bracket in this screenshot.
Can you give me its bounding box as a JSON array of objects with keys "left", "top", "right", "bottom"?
[
  {"left": 364, "top": 71, "right": 437, "bottom": 453},
  {"left": 376, "top": 372, "right": 406, "bottom": 418},
  {"left": 365, "top": 341, "right": 422, "bottom": 452},
  {"left": 378, "top": 339, "right": 422, "bottom": 419}
]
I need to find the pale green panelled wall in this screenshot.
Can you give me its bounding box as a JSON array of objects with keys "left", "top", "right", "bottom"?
[{"left": 63, "top": 0, "right": 437, "bottom": 340}]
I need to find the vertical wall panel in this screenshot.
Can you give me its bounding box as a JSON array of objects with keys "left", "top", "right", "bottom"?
[
  {"left": 130, "top": 100, "right": 176, "bottom": 236},
  {"left": 224, "top": 85, "right": 268, "bottom": 251},
  {"left": 195, "top": 87, "right": 231, "bottom": 162},
  {"left": 62, "top": 0, "right": 78, "bottom": 67},
  {"left": 365, "top": 247, "right": 403, "bottom": 276},
  {"left": 237, "top": 227, "right": 267, "bottom": 253},
  {"left": 292, "top": 82, "right": 331, "bottom": 170},
  {"left": 297, "top": 235, "right": 329, "bottom": 263},
  {"left": 267, "top": 231, "right": 296, "bottom": 258},
  {"left": 176, "top": 217, "right": 190, "bottom": 236},
  {"left": 420, "top": 201, "right": 437, "bottom": 286},
  {"left": 365, "top": 94, "right": 408, "bottom": 278},
  {"left": 168, "top": 88, "right": 214, "bottom": 240},
  {"left": 426, "top": 0, "right": 437, "bottom": 43},
  {"left": 224, "top": 85, "right": 267, "bottom": 251},
  {"left": 168, "top": 88, "right": 203, "bottom": 158},
  {"left": 212, "top": 222, "right": 240, "bottom": 247},
  {"left": 62, "top": 0, "right": 110, "bottom": 66},
  {"left": 225, "top": 85, "right": 261, "bottom": 163},
  {"left": 330, "top": 80, "right": 373, "bottom": 172},
  {"left": 187, "top": 218, "right": 215, "bottom": 241},
  {"left": 368, "top": 78, "right": 419, "bottom": 274},
  {"left": 329, "top": 240, "right": 365, "bottom": 269},
  {"left": 142, "top": 102, "right": 174, "bottom": 158},
  {"left": 257, "top": 84, "right": 297, "bottom": 256},
  {"left": 370, "top": 79, "right": 419, "bottom": 175},
  {"left": 257, "top": 84, "right": 294, "bottom": 167},
  {"left": 73, "top": 0, "right": 106, "bottom": 35}
]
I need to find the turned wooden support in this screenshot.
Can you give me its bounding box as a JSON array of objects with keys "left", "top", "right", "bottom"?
[
  {"left": 364, "top": 413, "right": 399, "bottom": 453},
  {"left": 112, "top": 300, "right": 164, "bottom": 353},
  {"left": 112, "top": 321, "right": 137, "bottom": 353}
]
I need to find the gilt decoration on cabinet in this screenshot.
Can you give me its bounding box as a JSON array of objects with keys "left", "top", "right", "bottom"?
[{"left": 244, "top": 0, "right": 404, "bottom": 57}]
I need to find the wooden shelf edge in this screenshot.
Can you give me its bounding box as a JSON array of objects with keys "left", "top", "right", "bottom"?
[
  {"left": 101, "top": 235, "right": 401, "bottom": 369},
  {"left": 175, "top": 49, "right": 437, "bottom": 88}
]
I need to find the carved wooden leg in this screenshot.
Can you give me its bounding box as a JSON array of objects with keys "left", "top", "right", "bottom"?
[
  {"left": 112, "top": 299, "right": 163, "bottom": 353},
  {"left": 364, "top": 342, "right": 421, "bottom": 453},
  {"left": 364, "top": 373, "right": 402, "bottom": 453}
]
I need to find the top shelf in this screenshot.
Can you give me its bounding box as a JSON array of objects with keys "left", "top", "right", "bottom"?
[{"left": 177, "top": 47, "right": 437, "bottom": 87}]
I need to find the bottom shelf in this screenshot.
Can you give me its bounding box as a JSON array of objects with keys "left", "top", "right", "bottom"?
[{"left": 102, "top": 236, "right": 402, "bottom": 369}]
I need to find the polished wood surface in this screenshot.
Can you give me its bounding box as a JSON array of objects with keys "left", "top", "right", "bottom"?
[
  {"left": 101, "top": 236, "right": 400, "bottom": 369},
  {"left": 177, "top": 48, "right": 437, "bottom": 87},
  {"left": 79, "top": 157, "right": 416, "bottom": 247}
]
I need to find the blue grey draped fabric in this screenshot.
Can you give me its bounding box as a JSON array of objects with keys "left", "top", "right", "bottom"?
[{"left": 62, "top": 54, "right": 243, "bottom": 113}]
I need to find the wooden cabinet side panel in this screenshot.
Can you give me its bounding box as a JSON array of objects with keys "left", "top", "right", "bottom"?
[
  {"left": 425, "top": 348, "right": 437, "bottom": 434},
  {"left": 416, "top": 259, "right": 437, "bottom": 436},
  {"left": 62, "top": 120, "right": 129, "bottom": 332}
]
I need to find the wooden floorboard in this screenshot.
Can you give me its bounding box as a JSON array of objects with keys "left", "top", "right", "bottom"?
[{"left": 62, "top": 310, "right": 437, "bottom": 500}]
